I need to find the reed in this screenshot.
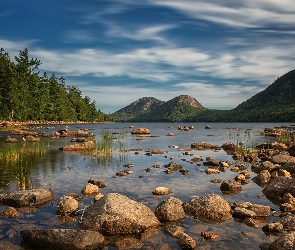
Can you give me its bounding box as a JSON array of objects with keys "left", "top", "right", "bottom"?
[
  {"left": 91, "top": 130, "right": 128, "bottom": 164},
  {"left": 279, "top": 131, "right": 295, "bottom": 144},
  {"left": 0, "top": 140, "right": 47, "bottom": 162}
]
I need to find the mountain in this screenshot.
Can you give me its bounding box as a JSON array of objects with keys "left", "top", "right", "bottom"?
[
  {"left": 112, "top": 95, "right": 205, "bottom": 122},
  {"left": 112, "top": 97, "right": 164, "bottom": 122},
  {"left": 112, "top": 69, "right": 295, "bottom": 122},
  {"left": 233, "top": 69, "right": 295, "bottom": 121},
  {"left": 195, "top": 69, "right": 295, "bottom": 122}
]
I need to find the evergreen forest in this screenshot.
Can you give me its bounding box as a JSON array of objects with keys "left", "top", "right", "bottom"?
[{"left": 0, "top": 48, "right": 114, "bottom": 122}]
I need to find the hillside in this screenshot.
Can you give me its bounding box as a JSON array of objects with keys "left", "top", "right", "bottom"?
[
  {"left": 113, "top": 95, "right": 205, "bottom": 122},
  {"left": 230, "top": 69, "right": 295, "bottom": 122},
  {"left": 112, "top": 97, "right": 164, "bottom": 122},
  {"left": 112, "top": 69, "right": 295, "bottom": 122}
]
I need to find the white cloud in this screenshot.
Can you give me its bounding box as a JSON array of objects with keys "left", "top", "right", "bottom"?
[{"left": 149, "top": 0, "right": 295, "bottom": 28}]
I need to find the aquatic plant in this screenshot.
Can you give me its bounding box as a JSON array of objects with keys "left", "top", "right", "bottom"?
[
  {"left": 279, "top": 131, "right": 295, "bottom": 144},
  {"left": 236, "top": 139, "right": 257, "bottom": 154},
  {"left": 0, "top": 139, "right": 47, "bottom": 162},
  {"left": 91, "top": 130, "right": 128, "bottom": 165}
]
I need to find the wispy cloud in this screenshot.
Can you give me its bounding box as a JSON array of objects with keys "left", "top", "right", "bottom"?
[
  {"left": 63, "top": 30, "right": 96, "bottom": 43},
  {"left": 149, "top": 0, "right": 295, "bottom": 28},
  {"left": 105, "top": 23, "right": 177, "bottom": 43}
]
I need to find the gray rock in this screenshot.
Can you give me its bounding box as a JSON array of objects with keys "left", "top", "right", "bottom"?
[
  {"left": 232, "top": 202, "right": 270, "bottom": 217},
  {"left": 0, "top": 240, "right": 21, "bottom": 250},
  {"left": 57, "top": 195, "right": 78, "bottom": 215},
  {"left": 152, "top": 187, "right": 172, "bottom": 195},
  {"left": 251, "top": 161, "right": 277, "bottom": 173},
  {"left": 233, "top": 207, "right": 257, "bottom": 219},
  {"left": 281, "top": 162, "right": 295, "bottom": 177},
  {"left": 80, "top": 193, "right": 160, "bottom": 235},
  {"left": 191, "top": 142, "right": 213, "bottom": 150},
  {"left": 270, "top": 154, "right": 295, "bottom": 165},
  {"left": 252, "top": 170, "right": 271, "bottom": 184},
  {"left": 183, "top": 193, "right": 232, "bottom": 223},
  {"left": 262, "top": 222, "right": 283, "bottom": 234},
  {"left": 220, "top": 180, "right": 242, "bottom": 195},
  {"left": 262, "top": 177, "right": 295, "bottom": 205},
  {"left": 20, "top": 229, "right": 104, "bottom": 250},
  {"left": 0, "top": 188, "right": 54, "bottom": 207},
  {"left": 260, "top": 232, "right": 295, "bottom": 250},
  {"left": 155, "top": 197, "right": 185, "bottom": 222},
  {"left": 279, "top": 214, "right": 295, "bottom": 231},
  {"left": 177, "top": 232, "right": 196, "bottom": 250}
]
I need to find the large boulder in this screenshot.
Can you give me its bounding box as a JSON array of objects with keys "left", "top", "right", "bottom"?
[
  {"left": 0, "top": 188, "right": 54, "bottom": 207},
  {"left": 80, "top": 193, "right": 160, "bottom": 235},
  {"left": 183, "top": 194, "right": 232, "bottom": 223},
  {"left": 20, "top": 229, "right": 104, "bottom": 250}
]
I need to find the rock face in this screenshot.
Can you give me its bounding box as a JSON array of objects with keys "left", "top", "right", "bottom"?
[
  {"left": 20, "top": 229, "right": 104, "bottom": 250},
  {"left": 155, "top": 197, "right": 185, "bottom": 222},
  {"left": 183, "top": 194, "right": 232, "bottom": 223},
  {"left": 80, "top": 193, "right": 160, "bottom": 235},
  {"left": 0, "top": 188, "right": 54, "bottom": 207}
]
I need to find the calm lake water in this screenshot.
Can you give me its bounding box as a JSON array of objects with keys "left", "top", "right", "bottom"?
[{"left": 0, "top": 122, "right": 294, "bottom": 249}]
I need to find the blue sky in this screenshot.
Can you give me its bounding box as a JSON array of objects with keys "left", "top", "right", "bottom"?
[{"left": 1, "top": 0, "right": 295, "bottom": 113}]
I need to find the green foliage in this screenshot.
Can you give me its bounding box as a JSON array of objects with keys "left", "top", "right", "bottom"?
[
  {"left": 113, "top": 95, "right": 205, "bottom": 122},
  {"left": 0, "top": 48, "right": 113, "bottom": 122},
  {"left": 113, "top": 97, "right": 164, "bottom": 122}
]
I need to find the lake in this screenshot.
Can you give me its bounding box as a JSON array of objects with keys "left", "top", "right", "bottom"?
[{"left": 0, "top": 122, "right": 293, "bottom": 249}]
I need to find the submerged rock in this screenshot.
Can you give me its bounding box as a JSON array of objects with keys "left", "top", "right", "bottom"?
[
  {"left": 20, "top": 229, "right": 104, "bottom": 250},
  {"left": 0, "top": 188, "right": 54, "bottom": 208},
  {"left": 1, "top": 207, "right": 19, "bottom": 218}
]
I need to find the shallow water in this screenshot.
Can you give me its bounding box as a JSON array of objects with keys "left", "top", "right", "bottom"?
[{"left": 0, "top": 122, "right": 293, "bottom": 249}]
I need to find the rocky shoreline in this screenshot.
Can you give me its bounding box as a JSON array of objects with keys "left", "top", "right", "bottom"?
[{"left": 0, "top": 125, "right": 295, "bottom": 249}]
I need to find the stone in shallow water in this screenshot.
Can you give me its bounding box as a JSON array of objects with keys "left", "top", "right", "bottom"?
[
  {"left": 20, "top": 229, "right": 104, "bottom": 250},
  {"left": 183, "top": 193, "right": 232, "bottom": 223},
  {"left": 80, "top": 193, "right": 160, "bottom": 235},
  {"left": 0, "top": 188, "right": 54, "bottom": 208}
]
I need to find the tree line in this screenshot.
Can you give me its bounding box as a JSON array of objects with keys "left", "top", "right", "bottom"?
[{"left": 0, "top": 48, "right": 114, "bottom": 122}]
